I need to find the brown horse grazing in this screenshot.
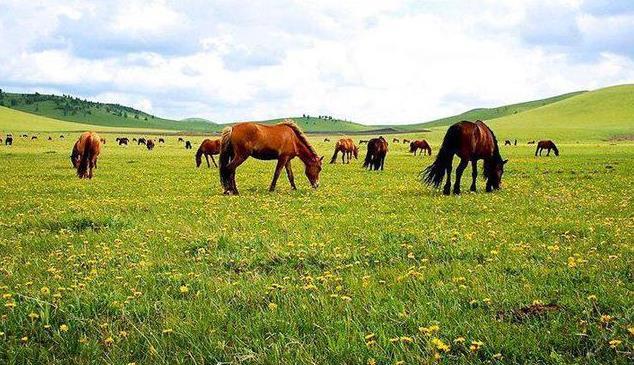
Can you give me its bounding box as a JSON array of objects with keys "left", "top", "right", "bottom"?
[
  {"left": 146, "top": 139, "right": 155, "bottom": 150},
  {"left": 504, "top": 140, "right": 511, "bottom": 146},
  {"left": 185, "top": 141, "right": 192, "bottom": 149},
  {"left": 329, "top": 138, "right": 358, "bottom": 164},
  {"left": 70, "top": 132, "right": 102, "bottom": 179},
  {"left": 178, "top": 137, "right": 184, "bottom": 142},
  {"left": 159, "top": 138, "right": 165, "bottom": 143},
  {"left": 393, "top": 138, "right": 400, "bottom": 143},
  {"left": 363, "top": 137, "right": 388, "bottom": 170},
  {"left": 138, "top": 138, "right": 146, "bottom": 145},
  {"left": 422, "top": 120, "right": 507, "bottom": 195},
  {"left": 535, "top": 140, "right": 559, "bottom": 156},
  {"left": 196, "top": 138, "right": 221, "bottom": 168},
  {"left": 324, "top": 138, "right": 330, "bottom": 142},
  {"left": 48, "top": 136, "right": 53, "bottom": 141},
  {"left": 31, "top": 136, "right": 37, "bottom": 140},
  {"left": 100, "top": 138, "right": 106, "bottom": 144},
  {"left": 403, "top": 139, "right": 411, "bottom": 144},
  {"left": 117, "top": 137, "right": 129, "bottom": 145},
  {"left": 409, "top": 140, "right": 432, "bottom": 156},
  {"left": 527, "top": 140, "right": 535, "bottom": 144},
  {"left": 219, "top": 120, "right": 323, "bottom": 194},
  {"left": 5, "top": 135, "right": 12, "bottom": 145}
]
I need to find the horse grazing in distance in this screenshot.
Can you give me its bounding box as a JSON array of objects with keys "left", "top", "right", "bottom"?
[
  {"left": 410, "top": 140, "right": 432, "bottom": 156},
  {"left": 363, "top": 137, "right": 388, "bottom": 171},
  {"left": 178, "top": 137, "right": 184, "bottom": 142},
  {"left": 393, "top": 138, "right": 400, "bottom": 143},
  {"left": 48, "top": 136, "right": 53, "bottom": 141},
  {"left": 117, "top": 137, "right": 129, "bottom": 146},
  {"left": 138, "top": 138, "right": 146, "bottom": 145},
  {"left": 504, "top": 140, "right": 512, "bottom": 146},
  {"left": 70, "top": 132, "right": 102, "bottom": 179},
  {"left": 158, "top": 138, "right": 165, "bottom": 143},
  {"left": 185, "top": 141, "right": 192, "bottom": 149},
  {"left": 403, "top": 139, "right": 411, "bottom": 144},
  {"left": 100, "top": 138, "right": 106, "bottom": 144},
  {"left": 31, "top": 136, "right": 37, "bottom": 140},
  {"left": 527, "top": 140, "right": 535, "bottom": 144},
  {"left": 196, "top": 138, "right": 221, "bottom": 168},
  {"left": 59, "top": 135, "right": 65, "bottom": 139},
  {"left": 324, "top": 138, "right": 330, "bottom": 142},
  {"left": 146, "top": 139, "right": 155, "bottom": 150},
  {"left": 219, "top": 120, "right": 323, "bottom": 194},
  {"left": 422, "top": 120, "right": 507, "bottom": 195},
  {"left": 514, "top": 139, "right": 517, "bottom": 146},
  {"left": 535, "top": 140, "right": 559, "bottom": 156},
  {"left": 330, "top": 138, "right": 358, "bottom": 164},
  {"left": 5, "top": 135, "right": 12, "bottom": 145}
]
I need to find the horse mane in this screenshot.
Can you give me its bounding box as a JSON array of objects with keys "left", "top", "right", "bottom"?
[
  {"left": 477, "top": 120, "right": 503, "bottom": 180},
  {"left": 279, "top": 119, "right": 318, "bottom": 157}
]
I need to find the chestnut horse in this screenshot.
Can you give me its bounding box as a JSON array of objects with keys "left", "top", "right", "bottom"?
[
  {"left": 70, "top": 132, "right": 102, "bottom": 179},
  {"left": 422, "top": 120, "right": 507, "bottom": 195},
  {"left": 409, "top": 140, "right": 432, "bottom": 156},
  {"left": 219, "top": 120, "right": 323, "bottom": 194},
  {"left": 363, "top": 137, "right": 388, "bottom": 170},
  {"left": 329, "top": 138, "right": 358, "bottom": 164},
  {"left": 146, "top": 139, "right": 155, "bottom": 150},
  {"left": 196, "top": 138, "right": 221, "bottom": 168},
  {"left": 535, "top": 140, "right": 559, "bottom": 156}
]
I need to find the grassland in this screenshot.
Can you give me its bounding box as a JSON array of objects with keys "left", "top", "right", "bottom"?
[{"left": 0, "top": 123, "right": 632, "bottom": 364}]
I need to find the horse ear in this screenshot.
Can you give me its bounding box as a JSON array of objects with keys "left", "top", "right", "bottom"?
[{"left": 503, "top": 159, "right": 508, "bottom": 165}]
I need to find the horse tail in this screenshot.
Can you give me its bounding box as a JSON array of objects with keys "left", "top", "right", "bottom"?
[
  {"left": 329, "top": 142, "right": 340, "bottom": 163},
  {"left": 362, "top": 146, "right": 372, "bottom": 169},
  {"left": 427, "top": 145, "right": 432, "bottom": 156},
  {"left": 219, "top": 127, "right": 233, "bottom": 190},
  {"left": 195, "top": 144, "right": 204, "bottom": 167},
  {"left": 77, "top": 133, "right": 94, "bottom": 178},
  {"left": 421, "top": 125, "right": 458, "bottom": 187}
]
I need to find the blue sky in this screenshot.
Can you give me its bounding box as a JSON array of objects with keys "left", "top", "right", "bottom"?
[{"left": 0, "top": 0, "right": 633, "bottom": 124}]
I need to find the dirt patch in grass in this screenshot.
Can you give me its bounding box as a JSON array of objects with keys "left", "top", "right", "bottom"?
[{"left": 496, "top": 303, "right": 561, "bottom": 322}]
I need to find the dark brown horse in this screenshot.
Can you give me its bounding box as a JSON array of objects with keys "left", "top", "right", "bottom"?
[
  {"left": 196, "top": 139, "right": 220, "bottom": 168},
  {"left": 504, "top": 140, "right": 511, "bottom": 146},
  {"left": 409, "top": 140, "right": 432, "bottom": 156},
  {"left": 158, "top": 138, "right": 165, "bottom": 143},
  {"left": 146, "top": 139, "right": 155, "bottom": 150},
  {"left": 138, "top": 138, "right": 146, "bottom": 145},
  {"left": 403, "top": 139, "right": 411, "bottom": 144},
  {"left": 116, "top": 137, "right": 129, "bottom": 145},
  {"left": 100, "top": 137, "right": 106, "bottom": 144},
  {"left": 219, "top": 120, "right": 323, "bottom": 194},
  {"left": 422, "top": 120, "right": 506, "bottom": 195},
  {"left": 363, "top": 137, "right": 388, "bottom": 171},
  {"left": 535, "top": 140, "right": 559, "bottom": 156},
  {"left": 324, "top": 138, "right": 330, "bottom": 142},
  {"left": 31, "top": 136, "right": 37, "bottom": 140},
  {"left": 329, "top": 138, "right": 358, "bottom": 164},
  {"left": 393, "top": 138, "right": 400, "bottom": 143},
  {"left": 70, "top": 132, "right": 102, "bottom": 179},
  {"left": 178, "top": 137, "right": 184, "bottom": 142},
  {"left": 527, "top": 140, "right": 535, "bottom": 144},
  {"left": 5, "top": 135, "right": 13, "bottom": 145},
  {"left": 185, "top": 141, "right": 192, "bottom": 149}
]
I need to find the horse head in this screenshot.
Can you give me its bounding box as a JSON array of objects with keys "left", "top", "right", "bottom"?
[{"left": 305, "top": 156, "right": 324, "bottom": 189}]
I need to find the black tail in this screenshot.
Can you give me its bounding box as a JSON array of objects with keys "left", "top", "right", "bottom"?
[
  {"left": 362, "top": 149, "right": 372, "bottom": 169},
  {"left": 195, "top": 146, "right": 203, "bottom": 167},
  {"left": 219, "top": 127, "right": 233, "bottom": 190},
  {"left": 329, "top": 144, "right": 339, "bottom": 164},
  {"left": 421, "top": 125, "right": 458, "bottom": 187},
  {"left": 77, "top": 134, "right": 93, "bottom": 178}
]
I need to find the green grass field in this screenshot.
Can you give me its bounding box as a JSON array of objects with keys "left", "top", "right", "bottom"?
[{"left": 0, "top": 84, "right": 633, "bottom": 364}]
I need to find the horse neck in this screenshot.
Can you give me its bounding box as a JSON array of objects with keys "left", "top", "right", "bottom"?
[{"left": 296, "top": 139, "right": 317, "bottom": 165}]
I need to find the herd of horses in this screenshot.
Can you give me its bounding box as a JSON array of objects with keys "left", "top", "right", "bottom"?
[{"left": 2, "top": 119, "right": 559, "bottom": 196}]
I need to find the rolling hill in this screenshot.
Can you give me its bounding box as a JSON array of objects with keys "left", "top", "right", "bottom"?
[
  {"left": 0, "top": 92, "right": 220, "bottom": 132},
  {"left": 488, "top": 84, "right": 634, "bottom": 141}
]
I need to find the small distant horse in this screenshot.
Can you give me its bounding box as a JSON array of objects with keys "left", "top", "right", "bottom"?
[
  {"left": 158, "top": 138, "right": 165, "bottom": 143},
  {"left": 21, "top": 134, "right": 27, "bottom": 138},
  {"left": 185, "top": 141, "right": 192, "bottom": 149},
  {"left": 31, "top": 136, "right": 37, "bottom": 140},
  {"left": 330, "top": 138, "right": 358, "bottom": 164},
  {"left": 527, "top": 140, "right": 535, "bottom": 144},
  {"left": 535, "top": 140, "right": 559, "bottom": 156},
  {"left": 138, "top": 138, "right": 146, "bottom": 145},
  {"left": 219, "top": 120, "right": 323, "bottom": 194},
  {"left": 59, "top": 135, "right": 65, "bottom": 139},
  {"left": 70, "top": 132, "right": 102, "bottom": 179},
  {"left": 117, "top": 137, "right": 129, "bottom": 146},
  {"left": 324, "top": 138, "right": 330, "bottom": 142},
  {"left": 48, "top": 136, "right": 53, "bottom": 141},
  {"left": 100, "top": 138, "right": 106, "bottom": 144},
  {"left": 178, "top": 137, "right": 184, "bottom": 142},
  {"left": 359, "top": 140, "right": 368, "bottom": 145},
  {"left": 146, "top": 139, "right": 155, "bottom": 150},
  {"left": 402, "top": 139, "right": 410, "bottom": 144},
  {"left": 422, "top": 120, "right": 507, "bottom": 195},
  {"left": 393, "top": 138, "right": 400, "bottom": 143},
  {"left": 363, "top": 137, "right": 388, "bottom": 171},
  {"left": 5, "top": 135, "right": 12, "bottom": 145},
  {"left": 514, "top": 139, "right": 517, "bottom": 146},
  {"left": 196, "top": 139, "right": 221, "bottom": 168},
  {"left": 504, "top": 140, "right": 512, "bottom": 146},
  {"left": 410, "top": 140, "right": 432, "bottom": 156}
]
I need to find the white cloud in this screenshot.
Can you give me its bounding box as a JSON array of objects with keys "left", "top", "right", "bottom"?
[{"left": 0, "top": 0, "right": 632, "bottom": 124}]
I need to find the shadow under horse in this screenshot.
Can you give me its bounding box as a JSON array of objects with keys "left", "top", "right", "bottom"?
[{"left": 422, "top": 120, "right": 507, "bottom": 195}]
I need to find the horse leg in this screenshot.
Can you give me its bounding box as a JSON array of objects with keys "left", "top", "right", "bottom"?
[
  {"left": 381, "top": 155, "right": 385, "bottom": 170},
  {"left": 453, "top": 158, "right": 468, "bottom": 194},
  {"left": 285, "top": 161, "right": 296, "bottom": 190},
  {"left": 470, "top": 160, "right": 478, "bottom": 192},
  {"left": 269, "top": 157, "right": 288, "bottom": 192},
  {"left": 225, "top": 155, "right": 247, "bottom": 195},
  {"left": 535, "top": 147, "right": 539, "bottom": 156},
  {"left": 547, "top": 148, "right": 551, "bottom": 156},
  {"left": 205, "top": 154, "right": 210, "bottom": 168},
  {"left": 210, "top": 154, "right": 218, "bottom": 168},
  {"left": 443, "top": 160, "right": 453, "bottom": 195}
]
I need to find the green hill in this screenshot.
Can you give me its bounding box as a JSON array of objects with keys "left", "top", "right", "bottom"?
[
  {"left": 488, "top": 84, "right": 634, "bottom": 141},
  {"left": 0, "top": 91, "right": 220, "bottom": 132},
  {"left": 396, "top": 91, "right": 586, "bottom": 130},
  {"left": 255, "top": 116, "right": 378, "bottom": 133},
  {"left": 0, "top": 106, "right": 168, "bottom": 133}
]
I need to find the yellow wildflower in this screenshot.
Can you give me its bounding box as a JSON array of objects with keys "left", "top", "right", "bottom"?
[{"left": 59, "top": 324, "right": 69, "bottom": 332}]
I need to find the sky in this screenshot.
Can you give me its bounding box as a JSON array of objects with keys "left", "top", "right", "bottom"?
[{"left": 0, "top": 0, "right": 633, "bottom": 125}]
